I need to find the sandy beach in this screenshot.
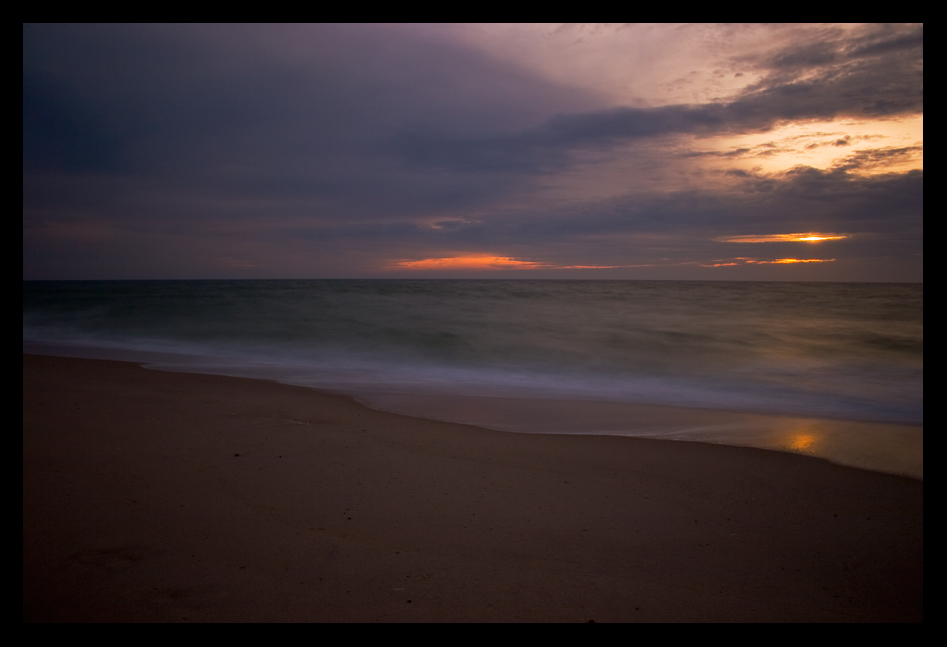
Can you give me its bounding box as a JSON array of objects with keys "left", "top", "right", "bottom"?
[{"left": 23, "top": 354, "right": 922, "bottom": 622}]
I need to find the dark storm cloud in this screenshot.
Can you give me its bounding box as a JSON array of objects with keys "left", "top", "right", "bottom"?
[
  {"left": 23, "top": 24, "right": 922, "bottom": 280},
  {"left": 23, "top": 24, "right": 594, "bottom": 215}
]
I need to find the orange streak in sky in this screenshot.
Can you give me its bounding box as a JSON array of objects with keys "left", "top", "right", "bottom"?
[
  {"left": 390, "top": 255, "right": 545, "bottom": 270},
  {"left": 746, "top": 258, "right": 836, "bottom": 264},
  {"left": 716, "top": 233, "right": 848, "bottom": 243},
  {"left": 388, "top": 255, "right": 626, "bottom": 271},
  {"left": 392, "top": 255, "right": 836, "bottom": 272},
  {"left": 703, "top": 257, "right": 836, "bottom": 266}
]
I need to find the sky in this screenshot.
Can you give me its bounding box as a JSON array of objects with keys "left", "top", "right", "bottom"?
[{"left": 23, "top": 24, "right": 923, "bottom": 281}]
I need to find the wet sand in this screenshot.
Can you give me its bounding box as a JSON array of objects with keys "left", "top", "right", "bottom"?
[{"left": 23, "top": 354, "right": 922, "bottom": 622}]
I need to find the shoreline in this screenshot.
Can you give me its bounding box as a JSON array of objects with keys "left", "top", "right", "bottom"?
[
  {"left": 23, "top": 354, "right": 923, "bottom": 622},
  {"left": 347, "top": 392, "right": 923, "bottom": 480},
  {"left": 24, "top": 339, "right": 923, "bottom": 480}
]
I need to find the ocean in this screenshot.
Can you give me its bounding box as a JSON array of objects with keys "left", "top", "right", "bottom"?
[{"left": 23, "top": 280, "right": 923, "bottom": 478}]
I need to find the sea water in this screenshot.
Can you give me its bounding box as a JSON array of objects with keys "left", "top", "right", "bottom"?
[{"left": 23, "top": 280, "right": 922, "bottom": 477}]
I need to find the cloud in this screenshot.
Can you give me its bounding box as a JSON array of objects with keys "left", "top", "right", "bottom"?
[
  {"left": 389, "top": 24, "right": 922, "bottom": 176},
  {"left": 23, "top": 24, "right": 595, "bottom": 207},
  {"left": 22, "top": 24, "right": 922, "bottom": 281},
  {"left": 829, "top": 146, "right": 924, "bottom": 174},
  {"left": 715, "top": 234, "right": 848, "bottom": 243}
]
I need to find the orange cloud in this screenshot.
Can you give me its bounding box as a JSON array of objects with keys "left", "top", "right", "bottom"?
[
  {"left": 390, "top": 255, "right": 544, "bottom": 270},
  {"left": 388, "top": 255, "right": 626, "bottom": 271},
  {"left": 702, "top": 257, "right": 835, "bottom": 267},
  {"left": 392, "top": 254, "right": 839, "bottom": 272},
  {"left": 754, "top": 258, "right": 836, "bottom": 264},
  {"left": 716, "top": 233, "right": 848, "bottom": 243}
]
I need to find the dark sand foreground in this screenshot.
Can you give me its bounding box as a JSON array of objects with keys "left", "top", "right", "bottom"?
[{"left": 23, "top": 355, "right": 922, "bottom": 622}]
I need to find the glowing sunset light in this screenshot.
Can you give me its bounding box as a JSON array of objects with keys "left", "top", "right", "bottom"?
[
  {"left": 389, "top": 255, "right": 629, "bottom": 271},
  {"left": 703, "top": 257, "right": 835, "bottom": 267},
  {"left": 750, "top": 258, "right": 836, "bottom": 264},
  {"left": 716, "top": 233, "right": 848, "bottom": 243},
  {"left": 702, "top": 115, "right": 924, "bottom": 178},
  {"left": 785, "top": 433, "right": 818, "bottom": 453},
  {"left": 390, "top": 255, "right": 545, "bottom": 270}
]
